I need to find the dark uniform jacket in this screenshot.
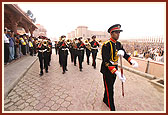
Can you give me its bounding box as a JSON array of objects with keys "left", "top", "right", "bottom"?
[
  {"left": 100, "top": 38, "right": 132, "bottom": 75},
  {"left": 47, "top": 42, "right": 52, "bottom": 54},
  {"left": 59, "top": 41, "right": 69, "bottom": 55},
  {"left": 77, "top": 41, "right": 85, "bottom": 50},
  {"left": 37, "top": 42, "right": 48, "bottom": 56},
  {"left": 90, "top": 40, "right": 99, "bottom": 50}
]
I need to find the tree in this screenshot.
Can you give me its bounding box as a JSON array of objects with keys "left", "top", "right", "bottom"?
[{"left": 26, "top": 10, "right": 36, "bottom": 23}]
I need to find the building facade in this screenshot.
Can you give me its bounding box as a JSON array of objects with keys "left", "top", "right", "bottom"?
[
  {"left": 33, "top": 24, "right": 47, "bottom": 37},
  {"left": 4, "top": 4, "right": 37, "bottom": 36},
  {"left": 67, "top": 26, "right": 110, "bottom": 41}
]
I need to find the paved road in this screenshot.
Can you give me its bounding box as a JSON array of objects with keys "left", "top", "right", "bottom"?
[{"left": 4, "top": 50, "right": 164, "bottom": 112}]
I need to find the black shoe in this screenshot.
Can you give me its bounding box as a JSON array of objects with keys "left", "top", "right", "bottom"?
[
  {"left": 103, "top": 98, "right": 109, "bottom": 107},
  {"left": 65, "top": 68, "right": 68, "bottom": 71},
  {"left": 94, "top": 66, "right": 96, "bottom": 69},
  {"left": 74, "top": 64, "right": 76, "bottom": 66},
  {"left": 45, "top": 70, "right": 48, "bottom": 73},
  {"left": 87, "top": 63, "right": 89, "bottom": 65},
  {"left": 80, "top": 69, "right": 82, "bottom": 72},
  {"left": 62, "top": 71, "right": 65, "bottom": 74},
  {"left": 39, "top": 72, "right": 43, "bottom": 76}
]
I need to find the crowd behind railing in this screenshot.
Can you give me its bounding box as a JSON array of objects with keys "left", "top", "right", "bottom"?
[
  {"left": 4, "top": 28, "right": 39, "bottom": 65},
  {"left": 123, "top": 43, "right": 164, "bottom": 63}
]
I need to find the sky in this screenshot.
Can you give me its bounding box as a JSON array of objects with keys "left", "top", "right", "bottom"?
[{"left": 17, "top": 2, "right": 165, "bottom": 40}]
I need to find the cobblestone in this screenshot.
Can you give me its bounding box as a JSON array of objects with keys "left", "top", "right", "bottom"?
[{"left": 4, "top": 51, "right": 164, "bottom": 112}]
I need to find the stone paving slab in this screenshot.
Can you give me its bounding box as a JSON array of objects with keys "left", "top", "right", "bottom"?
[
  {"left": 3, "top": 50, "right": 165, "bottom": 112},
  {"left": 4, "top": 55, "right": 38, "bottom": 98}
]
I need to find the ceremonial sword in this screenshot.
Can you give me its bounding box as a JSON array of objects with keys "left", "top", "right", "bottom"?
[{"left": 119, "top": 55, "right": 124, "bottom": 97}]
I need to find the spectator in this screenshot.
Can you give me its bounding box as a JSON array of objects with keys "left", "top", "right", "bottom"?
[
  {"left": 8, "top": 30, "right": 15, "bottom": 62},
  {"left": 4, "top": 28, "right": 10, "bottom": 65},
  {"left": 18, "top": 35, "right": 23, "bottom": 58},
  {"left": 28, "top": 38, "right": 33, "bottom": 56},
  {"left": 19, "top": 35, "right": 26, "bottom": 55},
  {"left": 14, "top": 34, "right": 20, "bottom": 59}
]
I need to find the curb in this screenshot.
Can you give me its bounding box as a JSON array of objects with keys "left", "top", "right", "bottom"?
[
  {"left": 149, "top": 78, "right": 164, "bottom": 88},
  {"left": 4, "top": 57, "right": 38, "bottom": 99}
]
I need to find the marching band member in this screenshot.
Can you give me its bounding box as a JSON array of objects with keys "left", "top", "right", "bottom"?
[
  {"left": 67, "top": 39, "right": 74, "bottom": 62},
  {"left": 85, "top": 38, "right": 91, "bottom": 65},
  {"left": 37, "top": 36, "right": 49, "bottom": 76},
  {"left": 100, "top": 24, "right": 138, "bottom": 111},
  {"left": 76, "top": 37, "right": 85, "bottom": 71},
  {"left": 58, "top": 37, "right": 62, "bottom": 67},
  {"left": 90, "top": 35, "right": 100, "bottom": 69},
  {"left": 47, "top": 38, "right": 52, "bottom": 66},
  {"left": 59, "top": 35, "right": 69, "bottom": 74},
  {"left": 73, "top": 38, "right": 78, "bottom": 66}
]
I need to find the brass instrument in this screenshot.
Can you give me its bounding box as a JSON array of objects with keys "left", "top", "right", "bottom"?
[
  {"left": 42, "top": 40, "right": 48, "bottom": 46},
  {"left": 85, "top": 40, "right": 91, "bottom": 51},
  {"left": 37, "top": 39, "right": 42, "bottom": 45},
  {"left": 66, "top": 39, "right": 70, "bottom": 45}
]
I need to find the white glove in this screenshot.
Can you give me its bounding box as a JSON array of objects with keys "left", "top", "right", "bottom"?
[
  {"left": 130, "top": 59, "right": 138, "bottom": 68},
  {"left": 115, "top": 70, "right": 126, "bottom": 82},
  {"left": 117, "top": 50, "right": 125, "bottom": 57}
]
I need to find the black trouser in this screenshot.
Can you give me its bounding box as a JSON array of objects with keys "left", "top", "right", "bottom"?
[
  {"left": 29, "top": 47, "right": 33, "bottom": 56},
  {"left": 47, "top": 52, "right": 52, "bottom": 65},
  {"left": 33, "top": 46, "right": 37, "bottom": 55},
  {"left": 26, "top": 44, "right": 29, "bottom": 53},
  {"left": 14, "top": 45, "right": 17, "bottom": 59},
  {"left": 60, "top": 50, "right": 68, "bottom": 72},
  {"left": 55, "top": 48, "right": 58, "bottom": 55},
  {"left": 73, "top": 49, "right": 77, "bottom": 66},
  {"left": 69, "top": 48, "right": 74, "bottom": 62},
  {"left": 86, "top": 49, "right": 91, "bottom": 64},
  {"left": 77, "top": 50, "right": 83, "bottom": 70},
  {"left": 38, "top": 51, "right": 48, "bottom": 73},
  {"left": 21, "top": 45, "right": 26, "bottom": 55},
  {"left": 91, "top": 49, "right": 98, "bottom": 67},
  {"left": 103, "top": 73, "right": 116, "bottom": 111},
  {"left": 4, "top": 43, "right": 9, "bottom": 63},
  {"left": 81, "top": 50, "right": 84, "bottom": 62},
  {"left": 58, "top": 49, "right": 62, "bottom": 66}
]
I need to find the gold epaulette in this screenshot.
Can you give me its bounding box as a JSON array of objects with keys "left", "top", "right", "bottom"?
[
  {"left": 102, "top": 40, "right": 110, "bottom": 46},
  {"left": 101, "top": 40, "right": 110, "bottom": 55}
]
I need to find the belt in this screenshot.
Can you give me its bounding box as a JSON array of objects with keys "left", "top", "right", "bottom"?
[
  {"left": 77, "top": 48, "right": 84, "bottom": 50},
  {"left": 61, "top": 48, "right": 69, "bottom": 50},
  {"left": 91, "top": 47, "right": 98, "bottom": 50},
  {"left": 39, "top": 49, "right": 47, "bottom": 52},
  {"left": 110, "top": 61, "right": 118, "bottom": 65}
]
